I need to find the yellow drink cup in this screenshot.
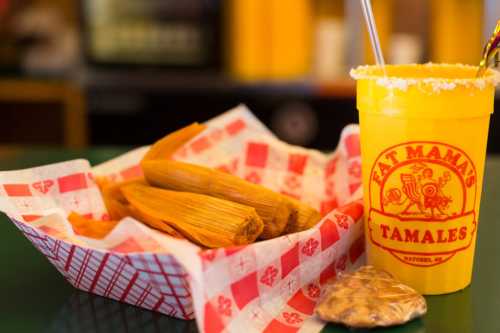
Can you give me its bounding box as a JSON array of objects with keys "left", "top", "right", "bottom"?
[{"left": 351, "top": 64, "right": 498, "bottom": 294}]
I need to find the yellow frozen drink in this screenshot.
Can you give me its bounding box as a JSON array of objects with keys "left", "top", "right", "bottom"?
[{"left": 351, "top": 64, "right": 498, "bottom": 294}]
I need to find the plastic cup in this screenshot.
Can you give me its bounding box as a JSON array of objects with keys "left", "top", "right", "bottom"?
[{"left": 351, "top": 64, "right": 498, "bottom": 294}]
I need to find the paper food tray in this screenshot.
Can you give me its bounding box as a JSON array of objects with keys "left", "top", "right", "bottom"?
[{"left": 0, "top": 105, "right": 365, "bottom": 333}]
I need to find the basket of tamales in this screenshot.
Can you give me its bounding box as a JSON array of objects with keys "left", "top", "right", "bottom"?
[{"left": 0, "top": 105, "right": 365, "bottom": 333}]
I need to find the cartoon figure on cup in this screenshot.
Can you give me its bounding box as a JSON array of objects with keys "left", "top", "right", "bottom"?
[{"left": 383, "top": 164, "right": 452, "bottom": 219}]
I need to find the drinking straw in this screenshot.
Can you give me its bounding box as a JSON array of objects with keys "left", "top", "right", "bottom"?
[{"left": 360, "top": 0, "right": 387, "bottom": 76}]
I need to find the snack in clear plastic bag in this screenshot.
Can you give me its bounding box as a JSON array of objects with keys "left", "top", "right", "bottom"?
[{"left": 315, "top": 265, "right": 427, "bottom": 328}]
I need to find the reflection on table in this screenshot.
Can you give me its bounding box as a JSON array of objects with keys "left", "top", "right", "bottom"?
[{"left": 50, "top": 291, "right": 197, "bottom": 333}]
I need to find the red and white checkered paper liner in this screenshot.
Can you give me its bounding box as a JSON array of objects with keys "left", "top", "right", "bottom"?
[{"left": 0, "top": 105, "right": 365, "bottom": 333}]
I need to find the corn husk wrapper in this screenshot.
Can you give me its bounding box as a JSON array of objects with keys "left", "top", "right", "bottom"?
[
  {"left": 67, "top": 212, "right": 119, "bottom": 239},
  {"left": 142, "top": 122, "right": 206, "bottom": 161},
  {"left": 127, "top": 203, "right": 184, "bottom": 239},
  {"left": 121, "top": 183, "right": 264, "bottom": 248},
  {"left": 96, "top": 177, "right": 149, "bottom": 219},
  {"left": 142, "top": 159, "right": 292, "bottom": 239},
  {"left": 284, "top": 197, "right": 322, "bottom": 234}
]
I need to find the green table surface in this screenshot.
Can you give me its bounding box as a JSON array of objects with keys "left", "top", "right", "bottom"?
[{"left": 0, "top": 147, "right": 499, "bottom": 333}]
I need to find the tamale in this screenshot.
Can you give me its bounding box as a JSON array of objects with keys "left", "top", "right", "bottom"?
[
  {"left": 283, "top": 197, "right": 322, "bottom": 234},
  {"left": 95, "top": 177, "right": 185, "bottom": 239},
  {"left": 127, "top": 204, "right": 184, "bottom": 239},
  {"left": 96, "top": 177, "right": 146, "bottom": 220},
  {"left": 121, "top": 183, "right": 264, "bottom": 248},
  {"left": 68, "top": 212, "right": 119, "bottom": 239},
  {"left": 141, "top": 122, "right": 206, "bottom": 162},
  {"left": 142, "top": 160, "right": 292, "bottom": 239}
]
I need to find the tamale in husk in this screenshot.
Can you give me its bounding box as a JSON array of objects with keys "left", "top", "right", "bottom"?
[
  {"left": 142, "top": 160, "right": 292, "bottom": 239},
  {"left": 284, "top": 197, "right": 322, "bottom": 234},
  {"left": 95, "top": 177, "right": 146, "bottom": 220},
  {"left": 127, "top": 204, "right": 184, "bottom": 239},
  {"left": 121, "top": 183, "right": 264, "bottom": 248},
  {"left": 95, "top": 177, "right": 185, "bottom": 239},
  {"left": 68, "top": 212, "right": 119, "bottom": 239},
  {"left": 141, "top": 122, "right": 206, "bottom": 162}
]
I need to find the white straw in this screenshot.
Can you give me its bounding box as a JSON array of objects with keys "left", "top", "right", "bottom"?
[{"left": 360, "top": 0, "right": 387, "bottom": 76}]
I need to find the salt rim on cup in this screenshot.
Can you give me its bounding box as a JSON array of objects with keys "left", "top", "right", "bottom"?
[{"left": 350, "top": 63, "right": 500, "bottom": 92}]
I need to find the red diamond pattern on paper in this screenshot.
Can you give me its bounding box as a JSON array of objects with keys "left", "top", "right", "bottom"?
[
  {"left": 345, "top": 134, "right": 360, "bottom": 157},
  {"left": 264, "top": 319, "right": 299, "bottom": 333},
  {"left": 287, "top": 289, "right": 316, "bottom": 315},
  {"left": 325, "top": 180, "right": 335, "bottom": 197},
  {"left": 335, "top": 214, "right": 349, "bottom": 230},
  {"left": 204, "top": 302, "right": 226, "bottom": 333},
  {"left": 336, "top": 254, "right": 348, "bottom": 271},
  {"left": 260, "top": 265, "right": 279, "bottom": 286},
  {"left": 288, "top": 154, "right": 308, "bottom": 175},
  {"left": 226, "top": 118, "right": 246, "bottom": 136},
  {"left": 209, "top": 128, "right": 224, "bottom": 142},
  {"left": 320, "top": 219, "right": 340, "bottom": 250},
  {"left": 217, "top": 295, "right": 232, "bottom": 316},
  {"left": 281, "top": 243, "right": 300, "bottom": 278},
  {"left": 284, "top": 175, "right": 301, "bottom": 191},
  {"left": 325, "top": 157, "right": 338, "bottom": 178},
  {"left": 336, "top": 201, "right": 364, "bottom": 221},
  {"left": 320, "top": 261, "right": 336, "bottom": 285},
  {"left": 320, "top": 198, "right": 338, "bottom": 215},
  {"left": 348, "top": 160, "right": 362, "bottom": 178},
  {"left": 245, "top": 171, "right": 262, "bottom": 184},
  {"left": 283, "top": 312, "right": 303, "bottom": 325},
  {"left": 191, "top": 136, "right": 212, "bottom": 154},
  {"left": 349, "top": 182, "right": 362, "bottom": 194},
  {"left": 38, "top": 225, "right": 59, "bottom": 236},
  {"left": 230, "top": 272, "right": 259, "bottom": 310},
  {"left": 4, "top": 184, "right": 31, "bottom": 196},
  {"left": 32, "top": 179, "right": 54, "bottom": 194},
  {"left": 307, "top": 284, "right": 320, "bottom": 298},
  {"left": 57, "top": 173, "right": 88, "bottom": 193},
  {"left": 22, "top": 214, "right": 42, "bottom": 222},
  {"left": 224, "top": 245, "right": 246, "bottom": 256},
  {"left": 301, "top": 238, "right": 319, "bottom": 257},
  {"left": 200, "top": 249, "right": 217, "bottom": 262},
  {"left": 245, "top": 143, "right": 269, "bottom": 168},
  {"left": 111, "top": 238, "right": 144, "bottom": 253}
]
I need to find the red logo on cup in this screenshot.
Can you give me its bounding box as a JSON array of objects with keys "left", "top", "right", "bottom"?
[{"left": 368, "top": 142, "right": 477, "bottom": 267}]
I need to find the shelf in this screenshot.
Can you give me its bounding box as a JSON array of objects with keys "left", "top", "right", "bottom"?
[
  {"left": 0, "top": 78, "right": 87, "bottom": 148},
  {"left": 81, "top": 68, "right": 356, "bottom": 98}
]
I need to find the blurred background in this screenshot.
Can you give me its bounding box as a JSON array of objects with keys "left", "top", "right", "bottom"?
[{"left": 0, "top": 0, "right": 499, "bottom": 151}]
